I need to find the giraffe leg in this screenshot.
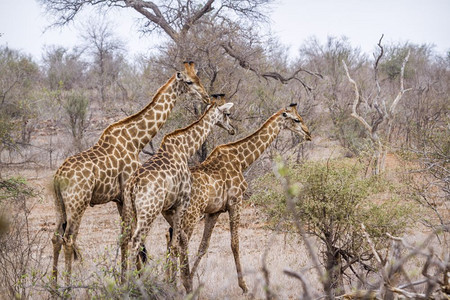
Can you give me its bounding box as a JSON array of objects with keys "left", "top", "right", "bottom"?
[
  {"left": 178, "top": 227, "right": 190, "bottom": 292},
  {"left": 130, "top": 216, "right": 155, "bottom": 274},
  {"left": 60, "top": 197, "right": 88, "bottom": 289},
  {"left": 162, "top": 211, "right": 176, "bottom": 283},
  {"left": 62, "top": 220, "right": 75, "bottom": 288},
  {"left": 119, "top": 202, "right": 132, "bottom": 283},
  {"left": 166, "top": 204, "right": 185, "bottom": 285},
  {"left": 51, "top": 219, "right": 65, "bottom": 289},
  {"left": 229, "top": 203, "right": 248, "bottom": 293},
  {"left": 187, "top": 212, "right": 221, "bottom": 292},
  {"left": 177, "top": 194, "right": 203, "bottom": 294}
]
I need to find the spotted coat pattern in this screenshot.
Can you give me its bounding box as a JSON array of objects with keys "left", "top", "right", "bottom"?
[
  {"left": 51, "top": 62, "right": 210, "bottom": 286},
  {"left": 174, "top": 104, "right": 312, "bottom": 293},
  {"left": 120, "top": 98, "right": 235, "bottom": 280}
]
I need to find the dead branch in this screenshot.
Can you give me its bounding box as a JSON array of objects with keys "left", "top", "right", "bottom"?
[
  {"left": 389, "top": 49, "right": 411, "bottom": 117},
  {"left": 221, "top": 42, "right": 322, "bottom": 90},
  {"left": 343, "top": 61, "right": 373, "bottom": 134}
]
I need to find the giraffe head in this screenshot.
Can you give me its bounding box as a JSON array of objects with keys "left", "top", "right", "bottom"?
[
  {"left": 211, "top": 94, "right": 236, "bottom": 135},
  {"left": 176, "top": 61, "right": 210, "bottom": 104},
  {"left": 280, "top": 103, "right": 311, "bottom": 141}
]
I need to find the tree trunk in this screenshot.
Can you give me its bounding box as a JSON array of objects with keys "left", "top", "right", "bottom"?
[{"left": 323, "top": 245, "right": 345, "bottom": 299}]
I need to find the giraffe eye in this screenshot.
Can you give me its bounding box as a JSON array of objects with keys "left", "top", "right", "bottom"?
[
  {"left": 225, "top": 113, "right": 231, "bottom": 116},
  {"left": 294, "top": 119, "right": 301, "bottom": 123},
  {"left": 186, "top": 81, "right": 193, "bottom": 85}
]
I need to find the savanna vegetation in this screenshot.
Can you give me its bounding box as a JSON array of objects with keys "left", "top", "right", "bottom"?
[{"left": 0, "top": 0, "right": 448, "bottom": 299}]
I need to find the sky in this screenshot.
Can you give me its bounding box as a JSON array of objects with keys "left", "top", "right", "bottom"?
[{"left": 1, "top": 0, "right": 449, "bottom": 62}]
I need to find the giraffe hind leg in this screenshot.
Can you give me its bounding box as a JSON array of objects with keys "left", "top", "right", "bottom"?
[{"left": 51, "top": 220, "right": 66, "bottom": 287}]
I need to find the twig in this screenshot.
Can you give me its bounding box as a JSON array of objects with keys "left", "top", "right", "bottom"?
[{"left": 283, "top": 269, "right": 312, "bottom": 300}]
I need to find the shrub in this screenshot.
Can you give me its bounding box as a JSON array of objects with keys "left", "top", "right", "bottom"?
[
  {"left": 251, "top": 158, "right": 414, "bottom": 297},
  {"left": 0, "top": 177, "right": 48, "bottom": 299}
]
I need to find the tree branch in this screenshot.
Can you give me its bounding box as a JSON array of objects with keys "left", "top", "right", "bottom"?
[
  {"left": 342, "top": 60, "right": 373, "bottom": 134},
  {"left": 222, "top": 42, "right": 321, "bottom": 90},
  {"left": 124, "top": 0, "right": 179, "bottom": 40},
  {"left": 389, "top": 49, "right": 411, "bottom": 116},
  {"left": 181, "top": 0, "right": 215, "bottom": 36}
]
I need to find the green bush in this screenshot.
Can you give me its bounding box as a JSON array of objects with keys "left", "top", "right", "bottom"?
[
  {"left": 251, "top": 159, "right": 415, "bottom": 296},
  {"left": 62, "top": 90, "right": 89, "bottom": 151}
]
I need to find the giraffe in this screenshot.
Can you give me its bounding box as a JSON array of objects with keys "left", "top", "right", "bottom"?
[
  {"left": 120, "top": 95, "right": 236, "bottom": 281},
  {"left": 173, "top": 103, "right": 311, "bottom": 293},
  {"left": 51, "top": 61, "right": 210, "bottom": 286}
]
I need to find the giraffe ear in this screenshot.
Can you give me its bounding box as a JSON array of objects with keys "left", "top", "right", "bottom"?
[{"left": 218, "top": 102, "right": 234, "bottom": 112}]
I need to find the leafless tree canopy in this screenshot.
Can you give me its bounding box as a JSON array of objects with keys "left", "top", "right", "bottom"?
[{"left": 39, "top": 0, "right": 273, "bottom": 40}]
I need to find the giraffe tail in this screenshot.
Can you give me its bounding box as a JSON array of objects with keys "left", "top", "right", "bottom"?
[
  {"left": 53, "top": 177, "right": 81, "bottom": 261},
  {"left": 53, "top": 178, "right": 68, "bottom": 238}
]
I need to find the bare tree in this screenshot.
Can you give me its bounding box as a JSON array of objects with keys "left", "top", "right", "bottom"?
[
  {"left": 343, "top": 35, "right": 411, "bottom": 174},
  {"left": 0, "top": 47, "right": 39, "bottom": 155},
  {"left": 42, "top": 45, "right": 87, "bottom": 90},
  {"left": 81, "top": 18, "right": 125, "bottom": 102},
  {"left": 39, "top": 0, "right": 272, "bottom": 43}
]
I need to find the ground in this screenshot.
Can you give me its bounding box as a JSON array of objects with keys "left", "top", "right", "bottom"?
[{"left": 19, "top": 167, "right": 319, "bottom": 299}]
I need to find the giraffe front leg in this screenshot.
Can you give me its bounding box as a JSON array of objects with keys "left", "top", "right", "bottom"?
[
  {"left": 229, "top": 202, "right": 248, "bottom": 293},
  {"left": 188, "top": 212, "right": 221, "bottom": 292},
  {"left": 166, "top": 204, "right": 185, "bottom": 285},
  {"left": 119, "top": 206, "right": 132, "bottom": 283}
]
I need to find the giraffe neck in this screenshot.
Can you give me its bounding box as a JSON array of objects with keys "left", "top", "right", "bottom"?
[
  {"left": 97, "top": 75, "right": 186, "bottom": 153},
  {"left": 161, "top": 105, "right": 219, "bottom": 160},
  {"left": 221, "top": 111, "right": 283, "bottom": 170}
]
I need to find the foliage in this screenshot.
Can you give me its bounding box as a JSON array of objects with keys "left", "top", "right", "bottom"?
[
  {"left": 62, "top": 90, "right": 90, "bottom": 151},
  {"left": 42, "top": 46, "right": 87, "bottom": 90},
  {"left": 0, "top": 177, "right": 48, "bottom": 299},
  {"left": 0, "top": 47, "right": 39, "bottom": 153},
  {"left": 251, "top": 159, "right": 414, "bottom": 295},
  {"left": 87, "top": 265, "right": 180, "bottom": 300}
]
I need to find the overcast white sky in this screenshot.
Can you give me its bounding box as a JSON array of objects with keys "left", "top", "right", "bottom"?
[{"left": 1, "top": 0, "right": 449, "bottom": 62}]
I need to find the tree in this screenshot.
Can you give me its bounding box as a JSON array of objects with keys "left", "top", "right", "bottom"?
[
  {"left": 81, "top": 19, "right": 125, "bottom": 102},
  {"left": 39, "top": 0, "right": 272, "bottom": 42},
  {"left": 251, "top": 159, "right": 412, "bottom": 298},
  {"left": 0, "top": 47, "right": 39, "bottom": 156},
  {"left": 42, "top": 45, "right": 87, "bottom": 90},
  {"left": 343, "top": 36, "right": 411, "bottom": 174},
  {"left": 297, "top": 36, "right": 368, "bottom": 155},
  {"left": 62, "top": 90, "right": 90, "bottom": 151}
]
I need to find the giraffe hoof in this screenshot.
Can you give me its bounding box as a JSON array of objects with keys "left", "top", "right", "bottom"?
[{"left": 240, "top": 284, "right": 248, "bottom": 294}]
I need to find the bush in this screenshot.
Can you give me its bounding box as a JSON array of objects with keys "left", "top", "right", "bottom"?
[
  {"left": 0, "top": 177, "right": 48, "bottom": 299},
  {"left": 62, "top": 90, "right": 90, "bottom": 151},
  {"left": 251, "top": 159, "right": 414, "bottom": 297}
]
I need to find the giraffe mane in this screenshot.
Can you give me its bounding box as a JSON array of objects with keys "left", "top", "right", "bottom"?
[
  {"left": 101, "top": 75, "right": 176, "bottom": 136},
  {"left": 205, "top": 108, "right": 284, "bottom": 159},
  {"left": 160, "top": 103, "right": 216, "bottom": 144}
]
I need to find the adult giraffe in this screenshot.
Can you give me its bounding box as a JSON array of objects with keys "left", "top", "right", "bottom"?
[
  {"left": 51, "top": 62, "right": 210, "bottom": 286},
  {"left": 120, "top": 95, "right": 235, "bottom": 281},
  {"left": 175, "top": 103, "right": 311, "bottom": 293}
]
